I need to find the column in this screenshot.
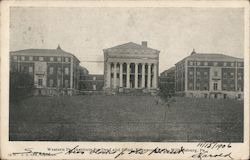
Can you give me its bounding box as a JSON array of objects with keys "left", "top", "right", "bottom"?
[
  {"left": 114, "top": 62, "right": 117, "bottom": 88},
  {"left": 107, "top": 62, "right": 111, "bottom": 88},
  {"left": 126, "top": 63, "right": 130, "bottom": 88},
  {"left": 194, "top": 62, "right": 196, "bottom": 90},
  {"left": 153, "top": 63, "right": 157, "bottom": 88},
  {"left": 135, "top": 63, "right": 138, "bottom": 88},
  {"left": 147, "top": 63, "right": 151, "bottom": 88},
  {"left": 141, "top": 63, "right": 145, "bottom": 88},
  {"left": 235, "top": 60, "right": 238, "bottom": 91},
  {"left": 184, "top": 60, "right": 188, "bottom": 91},
  {"left": 119, "top": 62, "right": 123, "bottom": 87},
  {"left": 70, "top": 57, "right": 73, "bottom": 89}
]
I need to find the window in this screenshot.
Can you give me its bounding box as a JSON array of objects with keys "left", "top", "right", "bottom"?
[
  {"left": 214, "top": 62, "right": 218, "bottom": 66},
  {"left": 224, "top": 94, "right": 227, "bottom": 99},
  {"left": 214, "top": 71, "right": 218, "bottom": 76},
  {"left": 204, "top": 84, "right": 208, "bottom": 90},
  {"left": 57, "top": 57, "right": 61, "bottom": 62},
  {"left": 65, "top": 80, "right": 69, "bottom": 88},
  {"left": 223, "top": 84, "right": 227, "bottom": 89},
  {"left": 93, "top": 76, "right": 96, "bottom": 80},
  {"left": 13, "top": 64, "right": 18, "bottom": 71},
  {"left": 204, "top": 62, "right": 208, "bottom": 66},
  {"left": 57, "top": 79, "right": 61, "bottom": 87},
  {"left": 238, "top": 72, "right": 243, "bottom": 80},
  {"left": 196, "top": 83, "right": 200, "bottom": 90},
  {"left": 20, "top": 66, "right": 24, "bottom": 72},
  {"left": 21, "top": 56, "right": 25, "bottom": 61},
  {"left": 204, "top": 73, "right": 208, "bottom": 80},
  {"left": 197, "top": 62, "right": 201, "bottom": 66},
  {"left": 230, "top": 72, "right": 234, "bottom": 79},
  {"left": 189, "top": 61, "right": 193, "bottom": 66},
  {"left": 65, "top": 67, "right": 69, "bottom": 75},
  {"left": 223, "top": 72, "right": 227, "bottom": 79},
  {"left": 197, "top": 72, "right": 201, "bottom": 80},
  {"left": 237, "top": 85, "right": 242, "bottom": 91},
  {"left": 213, "top": 83, "right": 218, "bottom": 91},
  {"left": 65, "top": 57, "right": 69, "bottom": 62},
  {"left": 238, "top": 62, "right": 241, "bottom": 67},
  {"left": 231, "top": 62, "right": 234, "bottom": 67},
  {"left": 238, "top": 94, "right": 241, "bottom": 99},
  {"left": 13, "top": 56, "right": 17, "bottom": 61},
  {"left": 230, "top": 84, "right": 235, "bottom": 89},
  {"left": 204, "top": 94, "right": 208, "bottom": 98},
  {"left": 28, "top": 66, "right": 33, "bottom": 73},
  {"left": 50, "top": 57, "right": 54, "bottom": 61},
  {"left": 38, "top": 64, "right": 43, "bottom": 72},
  {"left": 38, "top": 79, "right": 43, "bottom": 86},
  {"left": 29, "top": 56, "right": 33, "bottom": 61},
  {"left": 93, "top": 84, "right": 96, "bottom": 91},
  {"left": 189, "top": 71, "right": 193, "bottom": 75},
  {"left": 49, "top": 67, "right": 54, "bottom": 74},
  {"left": 49, "top": 79, "right": 53, "bottom": 87},
  {"left": 223, "top": 62, "right": 227, "bottom": 67},
  {"left": 39, "top": 57, "right": 44, "bottom": 61},
  {"left": 57, "top": 67, "right": 61, "bottom": 74}
]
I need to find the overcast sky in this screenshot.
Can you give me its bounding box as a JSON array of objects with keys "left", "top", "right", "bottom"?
[{"left": 10, "top": 7, "right": 244, "bottom": 74}]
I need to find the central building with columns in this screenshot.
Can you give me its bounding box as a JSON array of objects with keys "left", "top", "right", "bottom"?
[{"left": 103, "top": 41, "right": 160, "bottom": 94}]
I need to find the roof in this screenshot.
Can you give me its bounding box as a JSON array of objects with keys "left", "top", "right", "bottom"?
[
  {"left": 175, "top": 50, "right": 243, "bottom": 65},
  {"left": 10, "top": 45, "right": 80, "bottom": 62},
  {"left": 186, "top": 53, "right": 243, "bottom": 61},
  {"left": 103, "top": 42, "right": 160, "bottom": 53},
  {"left": 79, "top": 65, "right": 89, "bottom": 71},
  {"left": 161, "top": 66, "right": 175, "bottom": 76}
]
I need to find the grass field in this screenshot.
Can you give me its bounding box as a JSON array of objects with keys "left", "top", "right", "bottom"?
[{"left": 9, "top": 95, "right": 243, "bottom": 142}]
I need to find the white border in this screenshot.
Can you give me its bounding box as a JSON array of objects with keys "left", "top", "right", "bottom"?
[{"left": 1, "top": 1, "right": 249, "bottom": 159}]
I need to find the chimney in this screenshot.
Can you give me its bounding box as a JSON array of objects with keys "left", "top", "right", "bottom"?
[{"left": 141, "top": 41, "right": 147, "bottom": 47}]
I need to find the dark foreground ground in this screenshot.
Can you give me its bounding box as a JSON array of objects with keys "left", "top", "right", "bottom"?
[{"left": 9, "top": 95, "right": 243, "bottom": 142}]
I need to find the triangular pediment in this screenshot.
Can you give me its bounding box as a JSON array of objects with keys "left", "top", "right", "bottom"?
[{"left": 104, "top": 42, "right": 159, "bottom": 53}]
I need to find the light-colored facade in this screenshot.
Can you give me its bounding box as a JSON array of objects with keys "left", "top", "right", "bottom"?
[
  {"left": 175, "top": 50, "right": 244, "bottom": 99},
  {"left": 103, "top": 41, "right": 160, "bottom": 94},
  {"left": 10, "top": 45, "right": 80, "bottom": 96}
]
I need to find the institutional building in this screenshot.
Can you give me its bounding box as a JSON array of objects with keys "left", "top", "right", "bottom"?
[
  {"left": 175, "top": 49, "right": 244, "bottom": 99},
  {"left": 159, "top": 67, "right": 175, "bottom": 96},
  {"left": 79, "top": 73, "right": 104, "bottom": 93},
  {"left": 103, "top": 41, "right": 160, "bottom": 94},
  {"left": 10, "top": 45, "right": 80, "bottom": 96}
]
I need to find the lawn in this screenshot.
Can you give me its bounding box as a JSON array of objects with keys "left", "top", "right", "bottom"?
[{"left": 9, "top": 95, "right": 243, "bottom": 142}]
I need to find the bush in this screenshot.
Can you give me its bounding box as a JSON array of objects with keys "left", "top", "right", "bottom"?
[{"left": 10, "top": 71, "right": 34, "bottom": 103}]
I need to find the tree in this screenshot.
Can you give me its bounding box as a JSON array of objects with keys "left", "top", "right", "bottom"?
[{"left": 10, "top": 71, "right": 34, "bottom": 103}]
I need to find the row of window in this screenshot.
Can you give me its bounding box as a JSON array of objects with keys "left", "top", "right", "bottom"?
[
  {"left": 187, "top": 82, "right": 243, "bottom": 91},
  {"left": 49, "top": 67, "right": 69, "bottom": 75},
  {"left": 13, "top": 56, "right": 70, "bottom": 62},
  {"left": 189, "top": 71, "right": 208, "bottom": 76},
  {"left": 47, "top": 79, "right": 69, "bottom": 88},
  {"left": 188, "top": 83, "right": 209, "bottom": 90},
  {"left": 188, "top": 61, "right": 243, "bottom": 67},
  {"left": 188, "top": 71, "right": 243, "bottom": 79},
  {"left": 17, "top": 66, "right": 70, "bottom": 75},
  {"left": 223, "top": 72, "right": 243, "bottom": 80}
]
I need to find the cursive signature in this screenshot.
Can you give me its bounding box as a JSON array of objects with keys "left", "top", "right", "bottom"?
[
  {"left": 11, "top": 148, "right": 62, "bottom": 156},
  {"left": 191, "top": 149, "right": 233, "bottom": 160}
]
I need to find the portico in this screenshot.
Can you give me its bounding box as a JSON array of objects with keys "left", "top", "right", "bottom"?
[{"left": 103, "top": 41, "right": 160, "bottom": 93}]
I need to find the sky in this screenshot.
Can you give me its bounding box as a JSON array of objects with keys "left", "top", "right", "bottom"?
[{"left": 10, "top": 7, "right": 244, "bottom": 74}]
